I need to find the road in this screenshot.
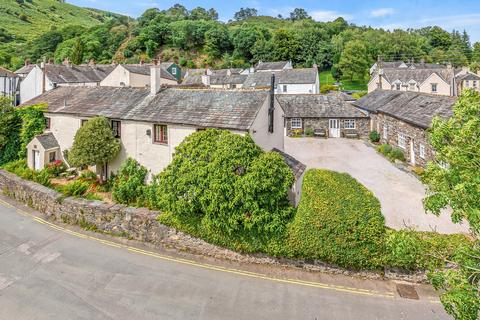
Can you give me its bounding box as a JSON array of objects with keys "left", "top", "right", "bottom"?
[{"left": 0, "top": 195, "right": 450, "bottom": 320}]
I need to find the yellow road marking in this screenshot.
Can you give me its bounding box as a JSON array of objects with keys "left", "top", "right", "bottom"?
[{"left": 1, "top": 198, "right": 399, "bottom": 298}]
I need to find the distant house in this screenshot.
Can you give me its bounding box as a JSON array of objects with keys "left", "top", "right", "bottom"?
[
  {"left": 354, "top": 90, "right": 456, "bottom": 167},
  {"left": 0, "top": 66, "right": 20, "bottom": 105},
  {"left": 278, "top": 94, "right": 369, "bottom": 138},
  {"left": 243, "top": 68, "right": 319, "bottom": 94},
  {"left": 182, "top": 68, "right": 247, "bottom": 89},
  {"left": 100, "top": 62, "right": 180, "bottom": 88},
  {"left": 19, "top": 60, "right": 115, "bottom": 104},
  {"left": 14, "top": 62, "right": 36, "bottom": 79},
  {"left": 454, "top": 67, "right": 480, "bottom": 93},
  {"left": 255, "top": 61, "right": 293, "bottom": 72},
  {"left": 23, "top": 68, "right": 284, "bottom": 179}
]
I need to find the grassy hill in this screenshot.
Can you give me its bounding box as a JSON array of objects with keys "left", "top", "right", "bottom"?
[{"left": 0, "top": 0, "right": 120, "bottom": 42}]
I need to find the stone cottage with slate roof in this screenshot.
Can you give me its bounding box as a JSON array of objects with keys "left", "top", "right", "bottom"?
[
  {"left": 354, "top": 90, "right": 456, "bottom": 167},
  {"left": 19, "top": 60, "right": 116, "bottom": 104},
  {"left": 277, "top": 94, "right": 369, "bottom": 138},
  {"left": 22, "top": 70, "right": 285, "bottom": 179},
  {"left": 243, "top": 68, "right": 319, "bottom": 94},
  {"left": 26, "top": 132, "right": 60, "bottom": 171},
  {"left": 100, "top": 62, "right": 180, "bottom": 88}
]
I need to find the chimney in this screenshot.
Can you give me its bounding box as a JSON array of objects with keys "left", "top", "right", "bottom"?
[
  {"left": 88, "top": 59, "right": 96, "bottom": 68},
  {"left": 24, "top": 59, "right": 30, "bottom": 66},
  {"left": 378, "top": 69, "right": 384, "bottom": 90},
  {"left": 40, "top": 60, "right": 46, "bottom": 94},
  {"left": 150, "top": 65, "right": 162, "bottom": 96},
  {"left": 201, "top": 74, "right": 210, "bottom": 86},
  {"left": 447, "top": 62, "right": 452, "bottom": 69},
  {"left": 63, "top": 58, "right": 71, "bottom": 67},
  {"left": 268, "top": 73, "right": 275, "bottom": 133},
  {"left": 111, "top": 60, "right": 117, "bottom": 66},
  {"left": 140, "top": 59, "right": 145, "bottom": 66},
  {"left": 47, "top": 58, "right": 53, "bottom": 65}
]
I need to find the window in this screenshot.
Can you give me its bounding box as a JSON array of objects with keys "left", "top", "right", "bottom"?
[
  {"left": 395, "top": 83, "right": 401, "bottom": 90},
  {"left": 111, "top": 120, "right": 121, "bottom": 138},
  {"left": 465, "top": 80, "right": 470, "bottom": 87},
  {"left": 419, "top": 144, "right": 425, "bottom": 159},
  {"left": 291, "top": 118, "right": 302, "bottom": 129},
  {"left": 473, "top": 80, "right": 478, "bottom": 88},
  {"left": 431, "top": 83, "right": 437, "bottom": 93},
  {"left": 344, "top": 119, "right": 355, "bottom": 129},
  {"left": 397, "top": 133, "right": 406, "bottom": 149},
  {"left": 49, "top": 151, "right": 56, "bottom": 163},
  {"left": 383, "top": 125, "right": 388, "bottom": 139},
  {"left": 153, "top": 124, "right": 168, "bottom": 144},
  {"left": 409, "top": 83, "right": 416, "bottom": 91},
  {"left": 171, "top": 67, "right": 177, "bottom": 75},
  {"left": 81, "top": 119, "right": 88, "bottom": 126},
  {"left": 282, "top": 85, "right": 287, "bottom": 92},
  {"left": 45, "top": 117, "right": 51, "bottom": 130}
]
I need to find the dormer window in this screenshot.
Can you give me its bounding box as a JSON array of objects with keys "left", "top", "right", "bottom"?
[
  {"left": 395, "top": 83, "right": 401, "bottom": 90},
  {"left": 431, "top": 83, "right": 437, "bottom": 93},
  {"left": 409, "top": 82, "right": 416, "bottom": 91},
  {"left": 473, "top": 80, "right": 478, "bottom": 88}
]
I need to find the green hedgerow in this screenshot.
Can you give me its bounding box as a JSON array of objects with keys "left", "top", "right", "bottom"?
[{"left": 286, "top": 169, "right": 386, "bottom": 269}]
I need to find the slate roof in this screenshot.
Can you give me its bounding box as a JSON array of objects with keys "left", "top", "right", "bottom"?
[
  {"left": 209, "top": 74, "right": 248, "bottom": 86},
  {"left": 0, "top": 67, "right": 16, "bottom": 77},
  {"left": 15, "top": 64, "right": 35, "bottom": 75},
  {"left": 122, "top": 64, "right": 178, "bottom": 81},
  {"left": 272, "top": 148, "right": 306, "bottom": 180},
  {"left": 354, "top": 90, "right": 456, "bottom": 128},
  {"left": 181, "top": 75, "right": 205, "bottom": 86},
  {"left": 381, "top": 68, "right": 454, "bottom": 86},
  {"left": 243, "top": 68, "right": 317, "bottom": 88},
  {"left": 35, "top": 132, "right": 59, "bottom": 150},
  {"left": 256, "top": 61, "right": 289, "bottom": 71},
  {"left": 42, "top": 64, "right": 116, "bottom": 84},
  {"left": 22, "top": 86, "right": 269, "bottom": 131},
  {"left": 456, "top": 72, "right": 480, "bottom": 81},
  {"left": 277, "top": 94, "right": 368, "bottom": 118}
]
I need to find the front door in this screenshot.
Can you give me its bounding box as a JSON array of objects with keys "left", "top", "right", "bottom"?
[
  {"left": 329, "top": 119, "right": 340, "bottom": 138},
  {"left": 33, "top": 150, "right": 41, "bottom": 171},
  {"left": 410, "top": 139, "right": 416, "bottom": 166}
]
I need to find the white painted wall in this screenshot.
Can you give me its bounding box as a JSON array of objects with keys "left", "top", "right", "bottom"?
[
  {"left": 0, "top": 75, "right": 19, "bottom": 100},
  {"left": 419, "top": 73, "right": 451, "bottom": 95},
  {"left": 26, "top": 137, "right": 59, "bottom": 170},
  {"left": 101, "top": 65, "right": 177, "bottom": 88},
  {"left": 277, "top": 83, "right": 318, "bottom": 94},
  {"left": 249, "top": 97, "right": 285, "bottom": 151}
]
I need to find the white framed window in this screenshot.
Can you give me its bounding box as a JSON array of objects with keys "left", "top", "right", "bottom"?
[
  {"left": 395, "top": 83, "right": 401, "bottom": 90},
  {"left": 344, "top": 119, "right": 355, "bottom": 129},
  {"left": 383, "top": 125, "right": 388, "bottom": 139},
  {"left": 171, "top": 67, "right": 177, "bottom": 75},
  {"left": 431, "top": 83, "right": 437, "bottom": 93},
  {"left": 291, "top": 118, "right": 302, "bottom": 129},
  {"left": 282, "top": 85, "right": 287, "bottom": 92},
  {"left": 465, "top": 80, "right": 470, "bottom": 87},
  {"left": 419, "top": 144, "right": 425, "bottom": 159},
  {"left": 473, "top": 80, "right": 478, "bottom": 88},
  {"left": 398, "top": 133, "right": 406, "bottom": 149}
]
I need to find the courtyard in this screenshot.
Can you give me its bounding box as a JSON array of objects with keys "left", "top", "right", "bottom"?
[{"left": 285, "top": 137, "right": 468, "bottom": 234}]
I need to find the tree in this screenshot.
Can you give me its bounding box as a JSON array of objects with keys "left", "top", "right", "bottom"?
[
  {"left": 289, "top": 8, "right": 311, "bottom": 21},
  {"left": 69, "top": 38, "right": 84, "bottom": 65},
  {"left": 0, "top": 97, "right": 21, "bottom": 165},
  {"left": 16, "top": 104, "right": 46, "bottom": 159},
  {"left": 423, "top": 90, "right": 480, "bottom": 320},
  {"left": 472, "top": 42, "right": 480, "bottom": 62},
  {"left": 112, "top": 158, "right": 148, "bottom": 206},
  {"left": 336, "top": 40, "right": 369, "bottom": 80},
  {"left": 190, "top": 7, "right": 218, "bottom": 20},
  {"left": 68, "top": 117, "right": 120, "bottom": 180},
  {"left": 233, "top": 7, "right": 258, "bottom": 21},
  {"left": 205, "top": 24, "right": 231, "bottom": 58}
]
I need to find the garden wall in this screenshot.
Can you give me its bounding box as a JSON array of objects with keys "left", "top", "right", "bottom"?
[{"left": 0, "top": 169, "right": 427, "bottom": 283}]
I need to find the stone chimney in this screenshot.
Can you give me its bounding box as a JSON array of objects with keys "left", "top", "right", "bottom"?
[
  {"left": 150, "top": 65, "right": 162, "bottom": 96},
  {"left": 88, "top": 59, "right": 96, "bottom": 68},
  {"left": 63, "top": 58, "right": 72, "bottom": 67},
  {"left": 47, "top": 58, "right": 53, "bottom": 65},
  {"left": 24, "top": 59, "right": 30, "bottom": 66},
  {"left": 446, "top": 62, "right": 453, "bottom": 69},
  {"left": 268, "top": 73, "right": 275, "bottom": 133},
  {"left": 111, "top": 60, "right": 117, "bottom": 66}
]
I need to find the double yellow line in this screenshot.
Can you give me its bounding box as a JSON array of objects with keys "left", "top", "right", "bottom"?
[{"left": 1, "top": 198, "right": 398, "bottom": 299}]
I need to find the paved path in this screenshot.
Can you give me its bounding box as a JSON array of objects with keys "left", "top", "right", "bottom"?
[
  {"left": 285, "top": 137, "right": 468, "bottom": 234},
  {"left": 0, "top": 196, "right": 450, "bottom": 320}
]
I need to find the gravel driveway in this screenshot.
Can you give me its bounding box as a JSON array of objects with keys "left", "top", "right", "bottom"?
[{"left": 285, "top": 137, "right": 468, "bottom": 234}]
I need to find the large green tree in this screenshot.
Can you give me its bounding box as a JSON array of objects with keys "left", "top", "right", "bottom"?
[
  {"left": 68, "top": 117, "right": 121, "bottom": 177},
  {"left": 423, "top": 90, "right": 480, "bottom": 320},
  {"left": 336, "top": 40, "right": 369, "bottom": 81}
]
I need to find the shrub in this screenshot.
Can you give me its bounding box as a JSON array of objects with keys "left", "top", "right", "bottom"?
[
  {"left": 45, "top": 160, "right": 67, "bottom": 177},
  {"left": 112, "top": 158, "right": 148, "bottom": 206},
  {"left": 304, "top": 127, "right": 314, "bottom": 137},
  {"left": 152, "top": 129, "right": 294, "bottom": 236},
  {"left": 320, "top": 84, "right": 338, "bottom": 94},
  {"left": 78, "top": 170, "right": 98, "bottom": 183},
  {"left": 389, "top": 148, "right": 405, "bottom": 162},
  {"left": 3, "top": 159, "right": 35, "bottom": 180},
  {"left": 33, "top": 169, "right": 52, "bottom": 188},
  {"left": 291, "top": 128, "right": 302, "bottom": 137},
  {"left": 58, "top": 180, "right": 90, "bottom": 197},
  {"left": 369, "top": 130, "right": 380, "bottom": 143},
  {"left": 376, "top": 143, "right": 392, "bottom": 156},
  {"left": 352, "top": 91, "right": 367, "bottom": 99},
  {"left": 286, "top": 169, "right": 386, "bottom": 269},
  {"left": 386, "top": 229, "right": 471, "bottom": 270}
]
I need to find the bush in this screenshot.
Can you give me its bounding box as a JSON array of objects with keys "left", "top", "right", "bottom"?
[
  {"left": 304, "top": 127, "right": 314, "bottom": 137},
  {"left": 286, "top": 169, "right": 386, "bottom": 269},
  {"left": 112, "top": 158, "right": 148, "bottom": 206},
  {"left": 386, "top": 229, "right": 471, "bottom": 270},
  {"left": 45, "top": 160, "right": 67, "bottom": 177},
  {"left": 377, "top": 143, "right": 392, "bottom": 155},
  {"left": 152, "top": 129, "right": 294, "bottom": 236},
  {"left": 352, "top": 91, "right": 367, "bottom": 99},
  {"left": 320, "top": 84, "right": 338, "bottom": 94},
  {"left": 369, "top": 130, "right": 380, "bottom": 143},
  {"left": 58, "top": 180, "right": 90, "bottom": 197},
  {"left": 3, "top": 159, "right": 35, "bottom": 180},
  {"left": 376, "top": 144, "right": 405, "bottom": 162},
  {"left": 291, "top": 128, "right": 302, "bottom": 137},
  {"left": 33, "top": 169, "right": 52, "bottom": 188},
  {"left": 78, "top": 170, "right": 98, "bottom": 183}
]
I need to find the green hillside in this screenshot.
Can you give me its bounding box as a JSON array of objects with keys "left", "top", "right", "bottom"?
[{"left": 0, "top": 0, "right": 119, "bottom": 42}]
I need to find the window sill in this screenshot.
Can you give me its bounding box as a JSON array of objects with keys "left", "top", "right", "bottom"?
[{"left": 153, "top": 141, "right": 168, "bottom": 146}]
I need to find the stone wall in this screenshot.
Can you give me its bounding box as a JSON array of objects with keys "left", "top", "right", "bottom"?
[
  {"left": 286, "top": 117, "right": 370, "bottom": 139},
  {"left": 0, "top": 169, "right": 428, "bottom": 283},
  {"left": 377, "top": 113, "right": 434, "bottom": 167}
]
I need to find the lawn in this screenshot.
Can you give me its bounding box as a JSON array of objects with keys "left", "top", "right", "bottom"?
[{"left": 319, "top": 70, "right": 368, "bottom": 91}]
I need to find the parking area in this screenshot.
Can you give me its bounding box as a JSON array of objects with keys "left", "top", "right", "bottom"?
[{"left": 285, "top": 137, "right": 468, "bottom": 234}]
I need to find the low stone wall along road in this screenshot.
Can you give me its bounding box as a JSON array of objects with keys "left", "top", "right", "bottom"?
[{"left": 0, "top": 195, "right": 451, "bottom": 320}]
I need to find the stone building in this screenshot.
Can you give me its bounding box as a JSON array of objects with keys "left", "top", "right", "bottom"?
[
  {"left": 277, "top": 94, "right": 370, "bottom": 138},
  {"left": 354, "top": 90, "right": 455, "bottom": 167}
]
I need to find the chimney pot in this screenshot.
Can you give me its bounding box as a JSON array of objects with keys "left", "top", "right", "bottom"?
[
  {"left": 88, "top": 59, "right": 96, "bottom": 67},
  {"left": 25, "top": 59, "right": 31, "bottom": 66}
]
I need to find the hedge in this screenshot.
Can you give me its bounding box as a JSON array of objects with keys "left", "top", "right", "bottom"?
[{"left": 286, "top": 169, "right": 386, "bottom": 269}]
